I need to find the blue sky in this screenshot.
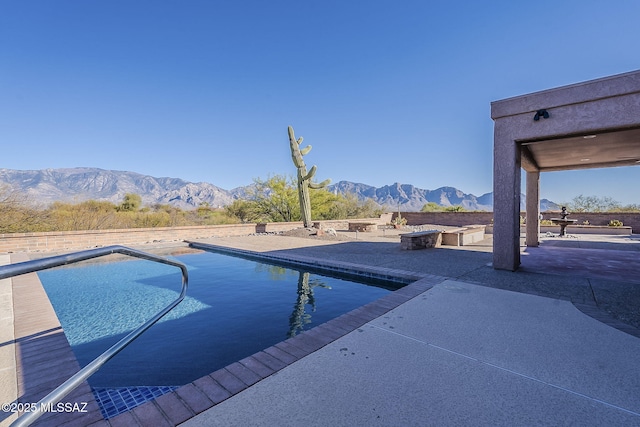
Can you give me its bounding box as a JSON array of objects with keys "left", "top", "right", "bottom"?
[{"left": 2, "top": 1, "right": 639, "bottom": 205}]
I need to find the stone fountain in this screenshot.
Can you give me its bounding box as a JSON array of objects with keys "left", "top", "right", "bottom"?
[{"left": 550, "top": 207, "right": 578, "bottom": 237}]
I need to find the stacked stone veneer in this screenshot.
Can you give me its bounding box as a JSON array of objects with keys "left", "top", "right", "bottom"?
[{"left": 400, "top": 231, "right": 442, "bottom": 250}]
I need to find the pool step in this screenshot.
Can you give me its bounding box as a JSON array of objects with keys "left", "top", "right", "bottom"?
[{"left": 93, "top": 385, "right": 180, "bottom": 419}]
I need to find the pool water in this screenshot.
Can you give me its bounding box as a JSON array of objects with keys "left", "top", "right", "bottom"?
[{"left": 39, "top": 250, "right": 398, "bottom": 388}]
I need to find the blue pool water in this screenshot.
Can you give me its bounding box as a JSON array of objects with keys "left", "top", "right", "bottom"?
[{"left": 39, "top": 250, "right": 398, "bottom": 388}]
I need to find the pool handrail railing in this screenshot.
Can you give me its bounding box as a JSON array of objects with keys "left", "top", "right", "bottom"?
[{"left": 1, "top": 245, "right": 189, "bottom": 427}]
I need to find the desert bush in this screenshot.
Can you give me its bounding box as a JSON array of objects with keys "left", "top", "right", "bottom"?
[
  {"left": 231, "top": 175, "right": 382, "bottom": 223},
  {"left": 225, "top": 200, "right": 260, "bottom": 223},
  {"left": 47, "top": 200, "right": 120, "bottom": 231},
  {"left": 0, "top": 185, "right": 49, "bottom": 232},
  {"left": 420, "top": 202, "right": 468, "bottom": 212},
  {"left": 117, "top": 193, "right": 143, "bottom": 212},
  {"left": 567, "top": 195, "right": 620, "bottom": 212}
]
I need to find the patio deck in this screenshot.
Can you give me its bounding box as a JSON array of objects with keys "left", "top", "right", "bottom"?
[{"left": 2, "top": 231, "right": 639, "bottom": 426}]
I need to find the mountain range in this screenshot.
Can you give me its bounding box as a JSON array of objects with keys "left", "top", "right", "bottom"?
[{"left": 0, "top": 168, "right": 559, "bottom": 212}]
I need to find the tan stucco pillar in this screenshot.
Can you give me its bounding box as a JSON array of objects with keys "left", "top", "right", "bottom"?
[
  {"left": 493, "top": 124, "right": 521, "bottom": 271},
  {"left": 525, "top": 171, "right": 540, "bottom": 247},
  {"left": 492, "top": 70, "right": 640, "bottom": 273}
]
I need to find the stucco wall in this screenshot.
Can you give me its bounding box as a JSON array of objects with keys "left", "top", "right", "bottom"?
[
  {"left": 0, "top": 218, "right": 383, "bottom": 254},
  {"left": 0, "top": 224, "right": 258, "bottom": 253},
  {"left": 395, "top": 211, "right": 640, "bottom": 231},
  {"left": 538, "top": 212, "right": 639, "bottom": 229},
  {"left": 1, "top": 212, "right": 636, "bottom": 254},
  {"left": 398, "top": 212, "right": 494, "bottom": 227}
]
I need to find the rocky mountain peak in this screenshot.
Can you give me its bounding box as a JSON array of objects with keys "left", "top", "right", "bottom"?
[{"left": 0, "top": 168, "right": 558, "bottom": 211}]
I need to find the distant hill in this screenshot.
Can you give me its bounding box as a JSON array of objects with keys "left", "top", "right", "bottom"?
[
  {"left": 0, "top": 168, "right": 558, "bottom": 211},
  {"left": 326, "top": 181, "right": 558, "bottom": 212},
  {"left": 327, "top": 181, "right": 494, "bottom": 211},
  {"left": 0, "top": 168, "right": 235, "bottom": 209}
]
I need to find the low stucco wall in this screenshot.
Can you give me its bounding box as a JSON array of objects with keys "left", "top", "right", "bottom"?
[
  {"left": 539, "top": 212, "right": 639, "bottom": 230},
  {"left": 399, "top": 212, "right": 494, "bottom": 227},
  {"left": 1, "top": 211, "right": 636, "bottom": 254},
  {"left": 0, "top": 224, "right": 258, "bottom": 254},
  {"left": 397, "top": 211, "right": 639, "bottom": 232},
  {"left": 533, "top": 225, "right": 631, "bottom": 235}
]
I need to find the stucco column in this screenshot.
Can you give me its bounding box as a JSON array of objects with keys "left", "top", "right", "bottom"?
[
  {"left": 493, "top": 124, "right": 521, "bottom": 271},
  {"left": 525, "top": 171, "right": 540, "bottom": 247}
]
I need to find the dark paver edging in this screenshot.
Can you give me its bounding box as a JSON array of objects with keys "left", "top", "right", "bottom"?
[
  {"left": 186, "top": 241, "right": 433, "bottom": 284},
  {"left": 106, "top": 242, "right": 445, "bottom": 426}
]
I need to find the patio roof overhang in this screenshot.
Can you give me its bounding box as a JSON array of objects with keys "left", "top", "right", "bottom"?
[
  {"left": 491, "top": 69, "right": 640, "bottom": 271},
  {"left": 519, "top": 126, "right": 640, "bottom": 172}
]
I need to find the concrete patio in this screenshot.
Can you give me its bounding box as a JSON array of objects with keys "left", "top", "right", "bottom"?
[
  {"left": 174, "top": 231, "right": 640, "bottom": 426},
  {"left": 3, "top": 230, "right": 640, "bottom": 426},
  {"left": 181, "top": 280, "right": 639, "bottom": 426}
]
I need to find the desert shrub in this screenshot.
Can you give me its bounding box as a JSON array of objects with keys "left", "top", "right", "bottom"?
[
  {"left": 248, "top": 175, "right": 300, "bottom": 223},
  {"left": 47, "top": 200, "right": 120, "bottom": 231},
  {"left": 0, "top": 185, "right": 49, "bottom": 232},
  {"left": 233, "top": 175, "right": 383, "bottom": 223},
  {"left": 117, "top": 193, "right": 142, "bottom": 212},
  {"left": 445, "top": 205, "right": 467, "bottom": 212},
  {"left": 567, "top": 194, "right": 620, "bottom": 212},
  {"left": 225, "top": 199, "right": 261, "bottom": 223},
  {"left": 420, "top": 202, "right": 442, "bottom": 212}
]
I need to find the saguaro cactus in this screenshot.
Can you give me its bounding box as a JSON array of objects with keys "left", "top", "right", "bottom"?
[{"left": 288, "top": 126, "right": 330, "bottom": 228}]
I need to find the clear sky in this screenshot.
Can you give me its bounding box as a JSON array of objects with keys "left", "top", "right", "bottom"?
[{"left": 2, "top": 1, "right": 639, "bottom": 205}]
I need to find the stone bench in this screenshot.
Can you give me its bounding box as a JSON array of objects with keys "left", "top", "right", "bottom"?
[
  {"left": 441, "top": 225, "right": 486, "bottom": 246},
  {"left": 348, "top": 222, "right": 378, "bottom": 232},
  {"left": 400, "top": 230, "right": 442, "bottom": 250}
]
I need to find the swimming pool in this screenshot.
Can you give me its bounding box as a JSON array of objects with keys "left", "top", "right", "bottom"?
[{"left": 38, "top": 249, "right": 401, "bottom": 388}]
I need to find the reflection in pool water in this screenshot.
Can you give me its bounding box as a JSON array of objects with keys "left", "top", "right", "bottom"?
[{"left": 39, "top": 250, "right": 399, "bottom": 387}]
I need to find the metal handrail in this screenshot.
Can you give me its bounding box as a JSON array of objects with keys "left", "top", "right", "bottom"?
[{"left": 2, "top": 245, "right": 189, "bottom": 427}]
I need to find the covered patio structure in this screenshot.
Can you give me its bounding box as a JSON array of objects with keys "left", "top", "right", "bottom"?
[{"left": 491, "top": 70, "right": 640, "bottom": 270}]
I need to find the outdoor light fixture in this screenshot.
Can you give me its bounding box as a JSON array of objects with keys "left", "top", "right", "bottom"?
[
  {"left": 583, "top": 135, "right": 597, "bottom": 139},
  {"left": 533, "top": 109, "right": 549, "bottom": 121}
]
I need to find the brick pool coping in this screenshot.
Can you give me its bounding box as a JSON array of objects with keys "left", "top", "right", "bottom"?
[
  {"left": 8, "top": 252, "right": 105, "bottom": 427},
  {"left": 105, "top": 244, "right": 446, "bottom": 426},
  {"left": 10, "top": 245, "right": 446, "bottom": 426}
]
